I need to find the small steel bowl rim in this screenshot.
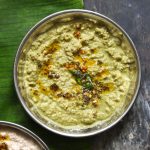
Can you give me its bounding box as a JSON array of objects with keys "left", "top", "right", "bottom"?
[
  {"left": 0, "top": 121, "right": 49, "bottom": 149},
  {"left": 14, "top": 9, "right": 141, "bottom": 137}
]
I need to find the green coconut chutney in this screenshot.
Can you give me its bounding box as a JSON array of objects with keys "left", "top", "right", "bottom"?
[{"left": 18, "top": 18, "right": 137, "bottom": 129}]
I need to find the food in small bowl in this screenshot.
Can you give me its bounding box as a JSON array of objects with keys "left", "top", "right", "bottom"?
[
  {"left": 14, "top": 10, "right": 140, "bottom": 137},
  {"left": 0, "top": 121, "right": 48, "bottom": 150}
]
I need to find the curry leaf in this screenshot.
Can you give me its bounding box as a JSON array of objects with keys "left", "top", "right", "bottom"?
[{"left": 69, "top": 70, "right": 93, "bottom": 90}]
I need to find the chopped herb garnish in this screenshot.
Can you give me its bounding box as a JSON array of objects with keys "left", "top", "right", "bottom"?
[{"left": 69, "top": 70, "right": 93, "bottom": 90}]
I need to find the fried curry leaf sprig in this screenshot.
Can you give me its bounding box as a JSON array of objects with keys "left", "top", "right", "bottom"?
[{"left": 69, "top": 70, "right": 93, "bottom": 90}]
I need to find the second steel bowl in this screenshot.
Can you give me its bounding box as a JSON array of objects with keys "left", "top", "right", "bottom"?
[{"left": 0, "top": 121, "right": 49, "bottom": 149}]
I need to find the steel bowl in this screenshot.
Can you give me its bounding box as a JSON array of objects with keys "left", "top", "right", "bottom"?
[
  {"left": 14, "top": 9, "right": 141, "bottom": 137},
  {"left": 0, "top": 121, "right": 49, "bottom": 149}
]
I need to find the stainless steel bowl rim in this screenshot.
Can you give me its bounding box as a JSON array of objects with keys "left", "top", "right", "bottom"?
[
  {"left": 0, "top": 121, "right": 49, "bottom": 149},
  {"left": 14, "top": 9, "right": 141, "bottom": 137}
]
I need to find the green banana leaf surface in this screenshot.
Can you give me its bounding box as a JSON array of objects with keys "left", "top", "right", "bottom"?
[{"left": 0, "top": 0, "right": 92, "bottom": 149}]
